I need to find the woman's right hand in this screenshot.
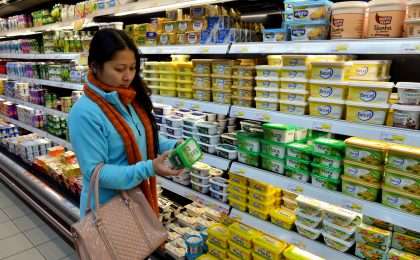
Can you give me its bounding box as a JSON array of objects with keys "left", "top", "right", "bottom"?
[{"left": 153, "top": 151, "right": 185, "bottom": 177}]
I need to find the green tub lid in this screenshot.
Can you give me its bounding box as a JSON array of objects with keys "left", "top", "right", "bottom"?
[
  {"left": 238, "top": 147, "right": 260, "bottom": 156},
  {"left": 237, "top": 130, "right": 261, "bottom": 140},
  {"left": 311, "top": 172, "right": 340, "bottom": 185},
  {"left": 261, "top": 152, "right": 285, "bottom": 162},
  {"left": 287, "top": 142, "right": 313, "bottom": 154},
  {"left": 312, "top": 151, "right": 343, "bottom": 161},
  {"left": 313, "top": 137, "right": 346, "bottom": 151},
  {"left": 262, "top": 123, "right": 295, "bottom": 130},
  {"left": 311, "top": 162, "right": 341, "bottom": 173},
  {"left": 260, "top": 139, "right": 287, "bottom": 147}
]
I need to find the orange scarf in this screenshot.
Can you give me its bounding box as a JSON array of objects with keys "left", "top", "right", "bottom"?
[{"left": 84, "top": 71, "right": 159, "bottom": 215}]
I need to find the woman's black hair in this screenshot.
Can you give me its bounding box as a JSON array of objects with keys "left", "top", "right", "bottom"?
[{"left": 88, "top": 28, "right": 160, "bottom": 156}]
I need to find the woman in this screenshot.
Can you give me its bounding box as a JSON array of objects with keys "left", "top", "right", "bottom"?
[{"left": 68, "top": 28, "right": 183, "bottom": 218}]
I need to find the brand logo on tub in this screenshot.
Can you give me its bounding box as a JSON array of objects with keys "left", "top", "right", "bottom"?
[
  {"left": 320, "top": 68, "right": 334, "bottom": 79},
  {"left": 390, "top": 177, "right": 402, "bottom": 186},
  {"left": 392, "top": 157, "right": 406, "bottom": 166},
  {"left": 332, "top": 18, "right": 344, "bottom": 27},
  {"left": 347, "top": 167, "right": 359, "bottom": 176},
  {"left": 291, "top": 29, "right": 306, "bottom": 37},
  {"left": 318, "top": 105, "right": 332, "bottom": 115},
  {"left": 294, "top": 10, "right": 309, "bottom": 19},
  {"left": 288, "top": 105, "right": 296, "bottom": 112},
  {"left": 376, "top": 13, "right": 392, "bottom": 25},
  {"left": 357, "top": 66, "right": 369, "bottom": 76},
  {"left": 320, "top": 86, "right": 333, "bottom": 97},
  {"left": 360, "top": 90, "right": 377, "bottom": 102},
  {"left": 358, "top": 110, "right": 374, "bottom": 121}
]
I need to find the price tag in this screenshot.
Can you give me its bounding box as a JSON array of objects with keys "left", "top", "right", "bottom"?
[
  {"left": 74, "top": 18, "right": 86, "bottom": 31},
  {"left": 239, "top": 47, "right": 249, "bottom": 53},
  {"left": 257, "top": 113, "right": 272, "bottom": 121},
  {"left": 335, "top": 43, "right": 349, "bottom": 52},
  {"left": 312, "top": 121, "right": 332, "bottom": 132},
  {"left": 287, "top": 183, "right": 304, "bottom": 193},
  {"left": 234, "top": 111, "right": 245, "bottom": 117},
  {"left": 200, "top": 47, "right": 210, "bottom": 53},
  {"left": 342, "top": 200, "right": 363, "bottom": 212},
  {"left": 401, "top": 43, "right": 420, "bottom": 53},
  {"left": 290, "top": 238, "right": 306, "bottom": 249},
  {"left": 380, "top": 132, "right": 406, "bottom": 144}
]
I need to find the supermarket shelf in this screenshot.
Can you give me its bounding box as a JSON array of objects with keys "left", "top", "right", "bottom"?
[
  {"left": 0, "top": 114, "right": 72, "bottom": 150},
  {"left": 201, "top": 153, "right": 231, "bottom": 171},
  {"left": 139, "top": 44, "right": 229, "bottom": 55},
  {"left": 230, "top": 106, "right": 420, "bottom": 146},
  {"left": 230, "top": 209, "right": 359, "bottom": 260},
  {"left": 230, "top": 162, "right": 420, "bottom": 233},
  {"left": 0, "top": 95, "right": 68, "bottom": 118},
  {"left": 230, "top": 39, "right": 420, "bottom": 54},
  {"left": 151, "top": 95, "right": 230, "bottom": 114},
  {"left": 157, "top": 176, "right": 230, "bottom": 214},
  {"left": 7, "top": 75, "right": 84, "bottom": 90},
  {"left": 0, "top": 53, "right": 80, "bottom": 60}
]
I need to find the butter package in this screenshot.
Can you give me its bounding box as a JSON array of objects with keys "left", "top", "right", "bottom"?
[
  {"left": 310, "top": 61, "right": 352, "bottom": 81},
  {"left": 228, "top": 222, "right": 261, "bottom": 249},
  {"left": 290, "top": 21, "right": 330, "bottom": 41},
  {"left": 292, "top": 0, "right": 332, "bottom": 22},
  {"left": 207, "top": 224, "right": 230, "bottom": 249},
  {"left": 387, "top": 248, "right": 420, "bottom": 260},
  {"left": 228, "top": 240, "right": 252, "bottom": 260},
  {"left": 344, "top": 137, "right": 388, "bottom": 166},
  {"left": 356, "top": 224, "right": 392, "bottom": 250},
  {"left": 355, "top": 242, "right": 388, "bottom": 260},
  {"left": 253, "top": 235, "right": 288, "bottom": 260},
  {"left": 392, "top": 231, "right": 420, "bottom": 255},
  {"left": 387, "top": 144, "right": 420, "bottom": 175}
]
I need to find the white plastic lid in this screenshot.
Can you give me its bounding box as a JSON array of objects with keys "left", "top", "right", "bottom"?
[
  {"left": 332, "top": 1, "right": 368, "bottom": 9},
  {"left": 255, "top": 76, "right": 282, "bottom": 81},
  {"left": 281, "top": 66, "right": 307, "bottom": 71},
  {"left": 308, "top": 97, "right": 346, "bottom": 104},
  {"left": 396, "top": 82, "right": 420, "bottom": 89},
  {"left": 254, "top": 87, "right": 280, "bottom": 92},
  {"left": 255, "top": 65, "right": 283, "bottom": 70},
  {"left": 254, "top": 97, "right": 279, "bottom": 102},
  {"left": 279, "top": 100, "right": 308, "bottom": 106},
  {"left": 346, "top": 81, "right": 394, "bottom": 89},
  {"left": 346, "top": 100, "right": 390, "bottom": 109},
  {"left": 392, "top": 104, "right": 420, "bottom": 111},
  {"left": 280, "top": 77, "right": 309, "bottom": 83},
  {"left": 279, "top": 89, "right": 309, "bottom": 94},
  {"left": 309, "top": 79, "right": 350, "bottom": 86},
  {"left": 368, "top": 0, "right": 407, "bottom": 10}
]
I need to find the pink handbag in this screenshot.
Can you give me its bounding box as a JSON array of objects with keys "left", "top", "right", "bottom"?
[{"left": 72, "top": 163, "right": 168, "bottom": 260}]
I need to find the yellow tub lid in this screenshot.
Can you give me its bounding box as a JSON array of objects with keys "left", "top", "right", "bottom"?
[
  {"left": 248, "top": 204, "right": 270, "bottom": 214},
  {"left": 232, "top": 95, "right": 253, "bottom": 101},
  {"left": 208, "top": 223, "right": 230, "bottom": 238},
  {"left": 144, "top": 61, "right": 161, "bottom": 66},
  {"left": 256, "top": 65, "right": 283, "bottom": 70},
  {"left": 346, "top": 100, "right": 390, "bottom": 109},
  {"left": 253, "top": 234, "right": 288, "bottom": 252},
  {"left": 280, "top": 77, "right": 308, "bottom": 83},
  {"left": 283, "top": 245, "right": 325, "bottom": 260},
  {"left": 345, "top": 137, "right": 389, "bottom": 151},
  {"left": 148, "top": 85, "right": 160, "bottom": 89},
  {"left": 346, "top": 81, "right": 394, "bottom": 89},
  {"left": 160, "top": 87, "right": 177, "bottom": 91},
  {"left": 270, "top": 208, "right": 296, "bottom": 224},
  {"left": 385, "top": 167, "right": 420, "bottom": 181},
  {"left": 159, "top": 71, "right": 177, "bottom": 75},
  {"left": 309, "top": 79, "right": 350, "bottom": 86},
  {"left": 232, "top": 76, "right": 254, "bottom": 80},
  {"left": 279, "top": 89, "right": 309, "bottom": 94},
  {"left": 308, "top": 97, "right": 346, "bottom": 104},
  {"left": 196, "top": 254, "right": 218, "bottom": 260},
  {"left": 388, "top": 143, "right": 420, "bottom": 158},
  {"left": 229, "top": 222, "right": 260, "bottom": 237},
  {"left": 255, "top": 76, "right": 282, "bottom": 82},
  {"left": 211, "top": 74, "right": 232, "bottom": 79},
  {"left": 342, "top": 174, "right": 381, "bottom": 189},
  {"left": 176, "top": 62, "right": 193, "bottom": 67},
  {"left": 344, "top": 159, "right": 384, "bottom": 171},
  {"left": 357, "top": 223, "right": 392, "bottom": 236}
]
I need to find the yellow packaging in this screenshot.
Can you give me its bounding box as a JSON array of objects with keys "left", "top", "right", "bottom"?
[
  {"left": 310, "top": 61, "right": 352, "bottom": 81},
  {"left": 346, "top": 101, "right": 390, "bottom": 125},
  {"left": 143, "top": 70, "right": 160, "bottom": 79},
  {"left": 228, "top": 252, "right": 244, "bottom": 260},
  {"left": 283, "top": 245, "right": 325, "bottom": 260},
  {"left": 308, "top": 80, "right": 348, "bottom": 100},
  {"left": 176, "top": 80, "right": 193, "bottom": 89},
  {"left": 280, "top": 78, "right": 309, "bottom": 91},
  {"left": 248, "top": 197, "right": 276, "bottom": 211},
  {"left": 176, "top": 32, "right": 187, "bottom": 44},
  {"left": 228, "top": 189, "right": 248, "bottom": 203},
  {"left": 159, "top": 33, "right": 176, "bottom": 45},
  {"left": 252, "top": 252, "right": 267, "bottom": 260},
  {"left": 196, "top": 254, "right": 218, "bottom": 260},
  {"left": 270, "top": 207, "right": 296, "bottom": 230},
  {"left": 162, "top": 21, "right": 178, "bottom": 33},
  {"left": 144, "top": 78, "right": 160, "bottom": 86},
  {"left": 228, "top": 222, "right": 261, "bottom": 249},
  {"left": 192, "top": 59, "right": 213, "bottom": 74},
  {"left": 281, "top": 66, "right": 308, "bottom": 80},
  {"left": 192, "top": 18, "right": 208, "bottom": 32},
  {"left": 279, "top": 89, "right": 309, "bottom": 102},
  {"left": 387, "top": 144, "right": 420, "bottom": 175},
  {"left": 186, "top": 31, "right": 201, "bottom": 44},
  {"left": 248, "top": 179, "right": 276, "bottom": 193},
  {"left": 233, "top": 65, "right": 255, "bottom": 77},
  {"left": 253, "top": 234, "right": 288, "bottom": 260},
  {"left": 349, "top": 60, "right": 391, "bottom": 81},
  {"left": 229, "top": 180, "right": 248, "bottom": 193},
  {"left": 255, "top": 97, "right": 279, "bottom": 111},
  {"left": 267, "top": 55, "right": 283, "bottom": 66},
  {"left": 207, "top": 224, "right": 230, "bottom": 249},
  {"left": 177, "top": 20, "right": 192, "bottom": 33},
  {"left": 193, "top": 74, "right": 212, "bottom": 89},
  {"left": 159, "top": 87, "right": 177, "bottom": 97},
  {"left": 279, "top": 100, "right": 308, "bottom": 115},
  {"left": 283, "top": 189, "right": 299, "bottom": 199},
  {"left": 232, "top": 77, "right": 254, "bottom": 88},
  {"left": 159, "top": 79, "right": 177, "bottom": 88},
  {"left": 193, "top": 87, "right": 211, "bottom": 101},
  {"left": 232, "top": 86, "right": 254, "bottom": 97},
  {"left": 347, "top": 81, "right": 394, "bottom": 103},
  {"left": 248, "top": 187, "right": 278, "bottom": 202},
  {"left": 232, "top": 96, "right": 254, "bottom": 107},
  {"left": 177, "top": 62, "right": 193, "bottom": 73},
  {"left": 255, "top": 77, "right": 282, "bottom": 89},
  {"left": 177, "top": 74, "right": 193, "bottom": 81},
  {"left": 177, "top": 88, "right": 193, "bottom": 99},
  {"left": 144, "top": 61, "right": 161, "bottom": 71},
  {"left": 206, "top": 241, "right": 228, "bottom": 259},
  {"left": 256, "top": 65, "right": 283, "bottom": 78},
  {"left": 229, "top": 173, "right": 248, "bottom": 186},
  {"left": 229, "top": 197, "right": 248, "bottom": 211},
  {"left": 212, "top": 89, "right": 232, "bottom": 104},
  {"left": 160, "top": 71, "right": 177, "bottom": 80},
  {"left": 308, "top": 97, "right": 346, "bottom": 119},
  {"left": 247, "top": 205, "right": 270, "bottom": 220},
  {"left": 212, "top": 60, "right": 238, "bottom": 75},
  {"left": 159, "top": 62, "right": 177, "bottom": 72},
  {"left": 211, "top": 75, "right": 232, "bottom": 90},
  {"left": 255, "top": 87, "right": 280, "bottom": 99}
]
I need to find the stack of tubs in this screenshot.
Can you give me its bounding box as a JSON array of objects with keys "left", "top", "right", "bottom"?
[
  {"left": 159, "top": 62, "right": 178, "bottom": 97},
  {"left": 211, "top": 59, "right": 239, "bottom": 104},
  {"left": 176, "top": 61, "right": 194, "bottom": 99},
  {"left": 231, "top": 60, "right": 256, "bottom": 108},
  {"left": 143, "top": 61, "right": 161, "bottom": 95},
  {"left": 193, "top": 59, "right": 213, "bottom": 102},
  {"left": 254, "top": 56, "right": 283, "bottom": 111}
]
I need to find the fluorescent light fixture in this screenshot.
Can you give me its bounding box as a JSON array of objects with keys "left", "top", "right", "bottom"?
[{"left": 114, "top": 0, "right": 234, "bottom": 16}]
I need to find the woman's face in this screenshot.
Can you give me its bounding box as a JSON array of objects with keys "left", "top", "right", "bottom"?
[{"left": 96, "top": 48, "right": 136, "bottom": 88}]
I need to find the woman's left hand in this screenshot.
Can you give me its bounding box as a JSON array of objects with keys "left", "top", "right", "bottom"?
[{"left": 152, "top": 151, "right": 185, "bottom": 177}]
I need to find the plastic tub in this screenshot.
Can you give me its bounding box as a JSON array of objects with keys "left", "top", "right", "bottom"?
[
  {"left": 295, "top": 221, "right": 322, "bottom": 240},
  {"left": 279, "top": 100, "right": 308, "bottom": 115},
  {"left": 228, "top": 223, "right": 260, "bottom": 249},
  {"left": 192, "top": 59, "right": 213, "bottom": 74},
  {"left": 286, "top": 168, "right": 311, "bottom": 182},
  {"left": 215, "top": 144, "right": 237, "bottom": 159},
  {"left": 405, "top": 19, "right": 420, "bottom": 37},
  {"left": 283, "top": 245, "right": 325, "bottom": 260},
  {"left": 160, "top": 87, "right": 177, "bottom": 97},
  {"left": 261, "top": 153, "right": 285, "bottom": 174},
  {"left": 347, "top": 81, "right": 394, "bottom": 103},
  {"left": 280, "top": 89, "right": 309, "bottom": 102},
  {"left": 342, "top": 175, "right": 381, "bottom": 201},
  {"left": 311, "top": 173, "right": 340, "bottom": 191},
  {"left": 237, "top": 131, "right": 261, "bottom": 152},
  {"left": 248, "top": 179, "right": 277, "bottom": 193},
  {"left": 396, "top": 82, "right": 420, "bottom": 105},
  {"left": 165, "top": 125, "right": 183, "bottom": 136},
  {"left": 263, "top": 28, "right": 287, "bottom": 42},
  {"left": 309, "top": 80, "right": 348, "bottom": 100},
  {"left": 211, "top": 75, "right": 232, "bottom": 90},
  {"left": 248, "top": 187, "right": 277, "bottom": 202},
  {"left": 384, "top": 167, "right": 420, "bottom": 195},
  {"left": 176, "top": 79, "right": 193, "bottom": 89},
  {"left": 232, "top": 77, "right": 254, "bottom": 88},
  {"left": 196, "top": 133, "right": 220, "bottom": 145},
  {"left": 228, "top": 241, "right": 252, "bottom": 260},
  {"left": 308, "top": 97, "right": 345, "bottom": 119},
  {"left": 296, "top": 196, "right": 326, "bottom": 216},
  {"left": 255, "top": 87, "right": 280, "bottom": 99},
  {"left": 287, "top": 143, "right": 312, "bottom": 162},
  {"left": 228, "top": 189, "right": 248, "bottom": 203},
  {"left": 270, "top": 208, "right": 296, "bottom": 230},
  {"left": 196, "top": 122, "right": 218, "bottom": 135},
  {"left": 355, "top": 242, "right": 387, "bottom": 260},
  {"left": 212, "top": 60, "right": 238, "bottom": 76},
  {"left": 387, "top": 144, "right": 420, "bottom": 175},
  {"left": 191, "top": 172, "right": 210, "bottom": 185},
  {"left": 280, "top": 78, "right": 308, "bottom": 90},
  {"left": 232, "top": 96, "right": 253, "bottom": 108},
  {"left": 238, "top": 148, "right": 260, "bottom": 167},
  {"left": 210, "top": 188, "right": 228, "bottom": 202},
  {"left": 323, "top": 232, "right": 355, "bottom": 252},
  {"left": 286, "top": 156, "right": 311, "bottom": 172},
  {"left": 191, "top": 180, "right": 210, "bottom": 193},
  {"left": 367, "top": 0, "right": 407, "bottom": 38},
  {"left": 382, "top": 185, "right": 420, "bottom": 215},
  {"left": 290, "top": 21, "right": 330, "bottom": 41},
  {"left": 313, "top": 137, "right": 345, "bottom": 158},
  {"left": 262, "top": 123, "right": 295, "bottom": 143},
  {"left": 198, "top": 142, "right": 216, "bottom": 154},
  {"left": 261, "top": 139, "right": 286, "bottom": 159},
  {"left": 177, "top": 88, "right": 193, "bottom": 99},
  {"left": 248, "top": 204, "right": 270, "bottom": 220},
  {"left": 160, "top": 71, "right": 177, "bottom": 80},
  {"left": 281, "top": 66, "right": 308, "bottom": 79},
  {"left": 256, "top": 65, "right": 283, "bottom": 78},
  {"left": 348, "top": 60, "right": 391, "bottom": 81},
  {"left": 253, "top": 235, "right": 288, "bottom": 260},
  {"left": 232, "top": 65, "right": 255, "bottom": 77},
  {"left": 391, "top": 103, "right": 420, "bottom": 128},
  {"left": 255, "top": 77, "right": 282, "bottom": 89},
  {"left": 323, "top": 219, "right": 357, "bottom": 240},
  {"left": 165, "top": 115, "right": 183, "bottom": 128},
  {"left": 212, "top": 90, "right": 231, "bottom": 104},
  {"left": 356, "top": 223, "right": 392, "bottom": 250},
  {"left": 207, "top": 224, "right": 229, "bottom": 249},
  {"left": 331, "top": 1, "right": 369, "bottom": 39},
  {"left": 206, "top": 242, "right": 228, "bottom": 259},
  {"left": 343, "top": 159, "right": 383, "bottom": 184},
  {"left": 193, "top": 87, "right": 212, "bottom": 101},
  {"left": 193, "top": 75, "right": 211, "bottom": 89},
  {"left": 192, "top": 162, "right": 211, "bottom": 177},
  {"left": 232, "top": 86, "right": 253, "bottom": 97},
  {"left": 209, "top": 177, "right": 228, "bottom": 193},
  {"left": 313, "top": 153, "right": 342, "bottom": 169},
  {"left": 229, "top": 173, "right": 248, "bottom": 186},
  {"left": 310, "top": 61, "right": 352, "bottom": 81},
  {"left": 255, "top": 97, "right": 279, "bottom": 111},
  {"left": 296, "top": 209, "right": 323, "bottom": 228},
  {"left": 346, "top": 101, "right": 390, "bottom": 125}
]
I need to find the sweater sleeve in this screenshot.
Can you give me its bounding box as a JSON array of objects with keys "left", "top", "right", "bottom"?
[
  {"left": 68, "top": 103, "right": 155, "bottom": 190},
  {"left": 158, "top": 134, "right": 177, "bottom": 154}
]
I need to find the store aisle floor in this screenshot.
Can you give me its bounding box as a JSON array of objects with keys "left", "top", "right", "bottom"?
[{"left": 0, "top": 181, "right": 77, "bottom": 260}]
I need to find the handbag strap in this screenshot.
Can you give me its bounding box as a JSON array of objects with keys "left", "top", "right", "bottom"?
[{"left": 85, "top": 163, "right": 104, "bottom": 217}]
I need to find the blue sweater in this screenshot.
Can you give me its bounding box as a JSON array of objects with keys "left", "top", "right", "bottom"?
[{"left": 68, "top": 83, "right": 176, "bottom": 218}]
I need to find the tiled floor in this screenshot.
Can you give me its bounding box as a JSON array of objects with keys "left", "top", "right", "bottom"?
[{"left": 0, "top": 181, "right": 77, "bottom": 260}]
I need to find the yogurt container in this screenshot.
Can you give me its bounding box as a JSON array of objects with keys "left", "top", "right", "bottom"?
[
  {"left": 322, "top": 232, "right": 355, "bottom": 252},
  {"left": 347, "top": 81, "right": 394, "bottom": 103},
  {"left": 310, "top": 61, "right": 352, "bottom": 81},
  {"left": 256, "top": 65, "right": 283, "bottom": 78},
  {"left": 367, "top": 0, "right": 407, "bottom": 38},
  {"left": 342, "top": 175, "right": 381, "bottom": 201},
  {"left": 262, "top": 123, "right": 295, "bottom": 143},
  {"left": 346, "top": 101, "right": 390, "bottom": 125},
  {"left": 396, "top": 82, "right": 420, "bottom": 105},
  {"left": 290, "top": 21, "right": 330, "bottom": 41},
  {"left": 261, "top": 153, "right": 285, "bottom": 174},
  {"left": 281, "top": 66, "right": 308, "bottom": 80},
  {"left": 280, "top": 89, "right": 309, "bottom": 102},
  {"left": 392, "top": 104, "right": 420, "bottom": 129},
  {"left": 238, "top": 148, "right": 260, "bottom": 167},
  {"left": 392, "top": 230, "right": 420, "bottom": 254},
  {"left": 255, "top": 97, "right": 279, "bottom": 111},
  {"left": 387, "top": 144, "right": 420, "bottom": 175},
  {"left": 343, "top": 159, "right": 383, "bottom": 184},
  {"left": 281, "top": 78, "right": 309, "bottom": 90},
  {"left": 348, "top": 60, "right": 391, "bottom": 81},
  {"left": 215, "top": 144, "right": 237, "bottom": 160},
  {"left": 292, "top": 0, "right": 332, "bottom": 22},
  {"left": 261, "top": 139, "right": 287, "bottom": 158},
  {"left": 295, "top": 221, "right": 322, "bottom": 240},
  {"left": 309, "top": 80, "right": 348, "bottom": 100},
  {"left": 255, "top": 87, "right": 280, "bottom": 99},
  {"left": 331, "top": 1, "right": 368, "bottom": 39},
  {"left": 279, "top": 100, "right": 308, "bottom": 115},
  {"left": 384, "top": 167, "right": 420, "bottom": 195},
  {"left": 228, "top": 223, "right": 260, "bottom": 250},
  {"left": 345, "top": 137, "right": 388, "bottom": 166},
  {"left": 255, "top": 77, "right": 282, "bottom": 89},
  {"left": 308, "top": 97, "right": 346, "bottom": 119}
]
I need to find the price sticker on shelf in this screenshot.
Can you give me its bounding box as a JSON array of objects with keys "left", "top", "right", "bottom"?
[
  {"left": 380, "top": 132, "right": 406, "bottom": 144},
  {"left": 200, "top": 47, "right": 210, "bottom": 53},
  {"left": 312, "top": 121, "right": 332, "bottom": 132},
  {"left": 239, "top": 47, "right": 249, "bottom": 53},
  {"left": 290, "top": 238, "right": 306, "bottom": 249},
  {"left": 287, "top": 183, "right": 304, "bottom": 193},
  {"left": 257, "top": 113, "right": 272, "bottom": 121},
  {"left": 334, "top": 43, "right": 349, "bottom": 52},
  {"left": 401, "top": 43, "right": 420, "bottom": 53},
  {"left": 234, "top": 111, "right": 245, "bottom": 117},
  {"left": 342, "top": 200, "right": 363, "bottom": 212}
]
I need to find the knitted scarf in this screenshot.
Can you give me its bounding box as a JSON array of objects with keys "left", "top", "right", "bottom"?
[{"left": 84, "top": 71, "right": 159, "bottom": 215}]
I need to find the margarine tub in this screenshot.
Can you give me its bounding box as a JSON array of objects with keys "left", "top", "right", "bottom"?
[
  {"left": 324, "top": 204, "right": 362, "bottom": 227},
  {"left": 255, "top": 77, "right": 282, "bottom": 89},
  {"left": 144, "top": 61, "right": 160, "bottom": 71},
  {"left": 228, "top": 189, "right": 248, "bottom": 203},
  {"left": 232, "top": 86, "right": 254, "bottom": 98},
  {"left": 233, "top": 65, "right": 255, "bottom": 77},
  {"left": 228, "top": 240, "right": 252, "bottom": 260},
  {"left": 345, "top": 137, "right": 389, "bottom": 165},
  {"left": 253, "top": 234, "right": 288, "bottom": 260},
  {"left": 348, "top": 60, "right": 391, "bottom": 81},
  {"left": 342, "top": 174, "right": 381, "bottom": 201},
  {"left": 159, "top": 62, "right": 177, "bottom": 72},
  {"left": 267, "top": 55, "right": 283, "bottom": 66},
  {"left": 346, "top": 101, "right": 390, "bottom": 125},
  {"left": 295, "top": 220, "right": 322, "bottom": 240},
  {"left": 232, "top": 96, "right": 253, "bottom": 107},
  {"left": 405, "top": 18, "right": 420, "bottom": 37},
  {"left": 308, "top": 97, "right": 345, "bottom": 119},
  {"left": 177, "top": 88, "right": 193, "bottom": 98},
  {"left": 279, "top": 100, "right": 308, "bottom": 115},
  {"left": 331, "top": 1, "right": 368, "bottom": 39},
  {"left": 143, "top": 70, "right": 160, "bottom": 78},
  {"left": 387, "top": 249, "right": 420, "bottom": 260},
  {"left": 261, "top": 153, "right": 285, "bottom": 174},
  {"left": 367, "top": 0, "right": 407, "bottom": 38},
  {"left": 193, "top": 87, "right": 212, "bottom": 101},
  {"left": 292, "top": 0, "right": 332, "bottom": 22},
  {"left": 255, "top": 87, "right": 280, "bottom": 99},
  {"left": 343, "top": 159, "right": 383, "bottom": 184},
  {"left": 212, "top": 90, "right": 232, "bottom": 104},
  {"left": 232, "top": 77, "right": 254, "bottom": 88},
  {"left": 347, "top": 81, "right": 394, "bottom": 103},
  {"left": 281, "top": 78, "right": 309, "bottom": 90},
  {"left": 255, "top": 97, "right": 279, "bottom": 111},
  {"left": 211, "top": 75, "right": 232, "bottom": 90},
  {"left": 282, "top": 55, "right": 340, "bottom": 67},
  {"left": 283, "top": 245, "right": 325, "bottom": 260},
  {"left": 270, "top": 208, "right": 296, "bottom": 230},
  {"left": 160, "top": 79, "right": 178, "bottom": 88},
  {"left": 212, "top": 59, "right": 239, "bottom": 76},
  {"left": 281, "top": 66, "right": 308, "bottom": 79},
  {"left": 384, "top": 167, "right": 420, "bottom": 195},
  {"left": 159, "top": 71, "right": 177, "bottom": 80},
  {"left": 323, "top": 231, "right": 355, "bottom": 252},
  {"left": 160, "top": 87, "right": 177, "bottom": 97},
  {"left": 280, "top": 89, "right": 309, "bottom": 102},
  {"left": 309, "top": 80, "right": 348, "bottom": 100},
  {"left": 310, "top": 61, "right": 352, "bottom": 81},
  {"left": 192, "top": 59, "right": 213, "bottom": 74},
  {"left": 229, "top": 223, "right": 261, "bottom": 249},
  {"left": 290, "top": 20, "right": 330, "bottom": 41},
  {"left": 387, "top": 144, "right": 420, "bottom": 175},
  {"left": 256, "top": 65, "right": 283, "bottom": 78},
  {"left": 208, "top": 224, "right": 230, "bottom": 249},
  {"left": 193, "top": 74, "right": 211, "bottom": 89}
]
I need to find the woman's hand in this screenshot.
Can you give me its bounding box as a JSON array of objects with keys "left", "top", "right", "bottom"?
[{"left": 153, "top": 151, "right": 185, "bottom": 177}]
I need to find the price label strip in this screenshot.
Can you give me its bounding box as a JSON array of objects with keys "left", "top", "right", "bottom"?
[
  {"left": 312, "top": 121, "right": 332, "bottom": 132},
  {"left": 380, "top": 132, "right": 406, "bottom": 144}
]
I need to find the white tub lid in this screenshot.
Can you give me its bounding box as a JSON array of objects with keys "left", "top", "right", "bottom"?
[
  {"left": 255, "top": 65, "right": 283, "bottom": 70},
  {"left": 396, "top": 82, "right": 420, "bottom": 89},
  {"left": 279, "top": 100, "right": 308, "bottom": 106},
  {"left": 281, "top": 66, "right": 307, "bottom": 71},
  {"left": 255, "top": 76, "right": 282, "bottom": 81},
  {"left": 310, "top": 61, "right": 353, "bottom": 67},
  {"left": 346, "top": 100, "right": 390, "bottom": 109},
  {"left": 254, "top": 87, "right": 280, "bottom": 92},
  {"left": 309, "top": 79, "right": 350, "bottom": 86},
  {"left": 346, "top": 81, "right": 394, "bottom": 89},
  {"left": 279, "top": 89, "right": 309, "bottom": 94},
  {"left": 254, "top": 97, "right": 279, "bottom": 102},
  {"left": 280, "top": 77, "right": 309, "bottom": 83},
  {"left": 392, "top": 104, "right": 420, "bottom": 111},
  {"left": 308, "top": 97, "right": 346, "bottom": 104},
  {"left": 332, "top": 1, "right": 368, "bottom": 9},
  {"left": 351, "top": 60, "right": 390, "bottom": 64},
  {"left": 197, "top": 141, "right": 216, "bottom": 148}
]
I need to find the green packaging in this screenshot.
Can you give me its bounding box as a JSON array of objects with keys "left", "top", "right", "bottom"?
[
  {"left": 311, "top": 163, "right": 341, "bottom": 180},
  {"left": 313, "top": 137, "right": 345, "bottom": 158},
  {"left": 285, "top": 168, "right": 310, "bottom": 182},
  {"left": 261, "top": 139, "right": 286, "bottom": 159},
  {"left": 286, "top": 156, "right": 311, "bottom": 172},
  {"left": 168, "top": 138, "right": 203, "bottom": 169},
  {"left": 343, "top": 160, "right": 383, "bottom": 184},
  {"left": 341, "top": 175, "right": 380, "bottom": 202},
  {"left": 238, "top": 148, "right": 260, "bottom": 167},
  {"left": 287, "top": 143, "right": 313, "bottom": 161},
  {"left": 261, "top": 153, "right": 285, "bottom": 174},
  {"left": 237, "top": 131, "right": 261, "bottom": 153},
  {"left": 313, "top": 153, "right": 343, "bottom": 169},
  {"left": 311, "top": 173, "right": 340, "bottom": 191},
  {"left": 262, "top": 123, "right": 295, "bottom": 144}
]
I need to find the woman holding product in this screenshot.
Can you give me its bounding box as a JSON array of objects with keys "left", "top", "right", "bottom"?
[{"left": 68, "top": 28, "right": 184, "bottom": 220}]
